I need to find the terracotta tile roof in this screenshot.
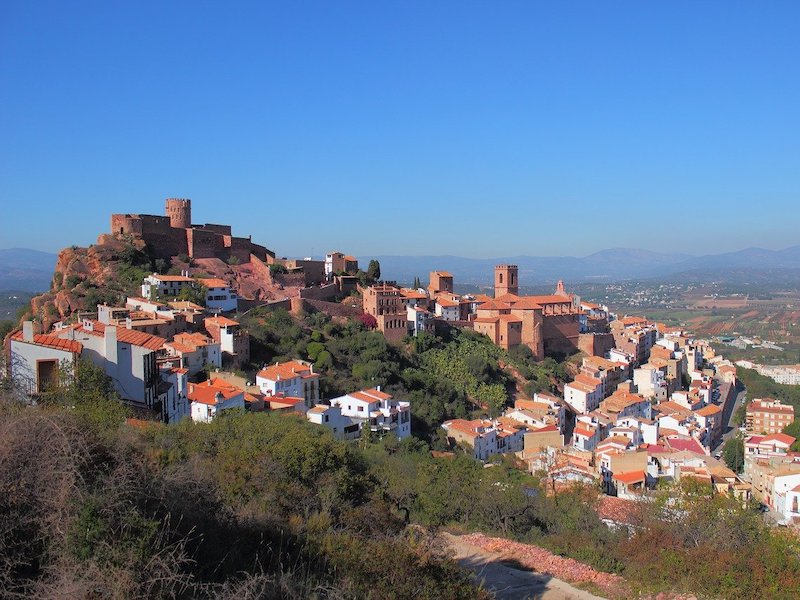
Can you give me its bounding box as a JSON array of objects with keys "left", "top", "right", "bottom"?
[
  {"left": 620, "top": 316, "right": 649, "bottom": 326},
  {"left": 349, "top": 388, "right": 392, "bottom": 403},
  {"left": 498, "top": 314, "right": 522, "bottom": 323},
  {"left": 574, "top": 425, "right": 596, "bottom": 438},
  {"left": 75, "top": 321, "right": 165, "bottom": 351},
  {"left": 695, "top": 404, "right": 721, "bottom": 417},
  {"left": 596, "top": 495, "right": 638, "bottom": 524},
  {"left": 197, "top": 278, "right": 229, "bottom": 288},
  {"left": 308, "top": 404, "right": 331, "bottom": 414},
  {"left": 613, "top": 470, "right": 646, "bottom": 484},
  {"left": 10, "top": 331, "right": 83, "bottom": 353},
  {"left": 664, "top": 437, "right": 705, "bottom": 455},
  {"left": 477, "top": 300, "right": 512, "bottom": 311},
  {"left": 599, "top": 435, "right": 633, "bottom": 447},
  {"left": 205, "top": 316, "right": 240, "bottom": 327},
  {"left": 167, "top": 332, "right": 216, "bottom": 352},
  {"left": 257, "top": 360, "right": 317, "bottom": 381},
  {"left": 436, "top": 297, "right": 460, "bottom": 307},
  {"left": 188, "top": 379, "right": 243, "bottom": 405},
  {"left": 432, "top": 271, "right": 453, "bottom": 277},
  {"left": 761, "top": 433, "right": 796, "bottom": 446}
]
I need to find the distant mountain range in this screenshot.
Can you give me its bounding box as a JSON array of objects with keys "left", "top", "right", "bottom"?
[
  {"left": 2, "top": 245, "right": 799, "bottom": 292},
  {"left": 374, "top": 245, "right": 800, "bottom": 286},
  {"left": 0, "top": 248, "right": 58, "bottom": 292}
]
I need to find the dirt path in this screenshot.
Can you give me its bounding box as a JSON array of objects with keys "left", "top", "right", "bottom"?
[{"left": 443, "top": 533, "right": 606, "bottom": 600}]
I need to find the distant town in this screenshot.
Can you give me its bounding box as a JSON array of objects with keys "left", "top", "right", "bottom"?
[{"left": 5, "top": 197, "right": 800, "bottom": 533}]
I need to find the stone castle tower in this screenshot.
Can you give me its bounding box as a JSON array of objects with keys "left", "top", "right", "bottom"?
[
  {"left": 494, "top": 264, "right": 518, "bottom": 297},
  {"left": 165, "top": 198, "right": 192, "bottom": 229}
]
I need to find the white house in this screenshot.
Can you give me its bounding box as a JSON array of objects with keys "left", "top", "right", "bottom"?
[
  {"left": 256, "top": 360, "right": 320, "bottom": 409},
  {"left": 55, "top": 320, "right": 164, "bottom": 409},
  {"left": 434, "top": 296, "right": 461, "bottom": 322},
  {"left": 158, "top": 366, "right": 190, "bottom": 424},
  {"left": 306, "top": 404, "right": 361, "bottom": 440},
  {"left": 8, "top": 322, "right": 83, "bottom": 396},
  {"left": 407, "top": 305, "right": 434, "bottom": 337},
  {"left": 442, "top": 419, "right": 499, "bottom": 461},
  {"left": 142, "top": 273, "right": 194, "bottom": 300},
  {"left": 564, "top": 378, "right": 602, "bottom": 414},
  {"left": 188, "top": 378, "right": 245, "bottom": 423},
  {"left": 329, "top": 387, "right": 411, "bottom": 439},
  {"left": 197, "top": 278, "right": 238, "bottom": 312},
  {"left": 164, "top": 332, "right": 221, "bottom": 375}
]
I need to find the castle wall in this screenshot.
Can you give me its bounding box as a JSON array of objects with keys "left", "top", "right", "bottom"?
[
  {"left": 542, "top": 314, "right": 580, "bottom": 357},
  {"left": 578, "top": 333, "right": 616, "bottom": 357},
  {"left": 111, "top": 214, "right": 143, "bottom": 236},
  {"left": 225, "top": 236, "right": 252, "bottom": 263},
  {"left": 200, "top": 223, "right": 233, "bottom": 236},
  {"left": 186, "top": 228, "right": 225, "bottom": 259}
]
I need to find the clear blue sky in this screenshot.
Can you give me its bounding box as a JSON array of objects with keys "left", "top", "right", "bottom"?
[{"left": 1, "top": 1, "right": 798, "bottom": 258}]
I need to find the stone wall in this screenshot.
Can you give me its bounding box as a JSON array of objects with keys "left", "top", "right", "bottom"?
[
  {"left": 187, "top": 228, "right": 225, "bottom": 259},
  {"left": 578, "top": 332, "right": 616, "bottom": 357}
]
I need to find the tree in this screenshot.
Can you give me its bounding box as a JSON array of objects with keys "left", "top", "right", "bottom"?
[
  {"left": 367, "top": 260, "right": 381, "bottom": 283},
  {"left": 783, "top": 420, "right": 800, "bottom": 452},
  {"left": 359, "top": 313, "right": 378, "bottom": 330},
  {"left": 722, "top": 433, "right": 745, "bottom": 473}
]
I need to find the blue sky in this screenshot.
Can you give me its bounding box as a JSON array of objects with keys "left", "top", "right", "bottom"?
[{"left": 1, "top": 1, "right": 798, "bottom": 258}]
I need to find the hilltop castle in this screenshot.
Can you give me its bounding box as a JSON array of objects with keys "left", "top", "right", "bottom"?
[{"left": 111, "top": 198, "right": 275, "bottom": 263}]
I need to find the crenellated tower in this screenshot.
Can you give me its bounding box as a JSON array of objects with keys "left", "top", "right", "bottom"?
[
  {"left": 165, "top": 198, "right": 192, "bottom": 229},
  {"left": 494, "top": 264, "right": 519, "bottom": 297}
]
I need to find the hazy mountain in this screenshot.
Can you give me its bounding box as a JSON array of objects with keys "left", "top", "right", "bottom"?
[
  {"left": 375, "top": 246, "right": 800, "bottom": 286},
  {"left": 0, "top": 248, "right": 58, "bottom": 292}
]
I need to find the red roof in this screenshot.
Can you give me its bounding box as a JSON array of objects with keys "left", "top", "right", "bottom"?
[
  {"left": 188, "top": 379, "right": 244, "bottom": 405},
  {"left": 10, "top": 331, "right": 83, "bottom": 353},
  {"left": 257, "top": 360, "right": 317, "bottom": 381},
  {"left": 761, "top": 433, "right": 796, "bottom": 446},
  {"left": 205, "top": 316, "right": 239, "bottom": 327},
  {"left": 664, "top": 437, "right": 706, "bottom": 455},
  {"left": 613, "top": 470, "right": 646, "bottom": 484},
  {"left": 76, "top": 321, "right": 165, "bottom": 351}
]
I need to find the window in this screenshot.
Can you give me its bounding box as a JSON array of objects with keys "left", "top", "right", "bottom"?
[{"left": 358, "top": 406, "right": 364, "bottom": 412}]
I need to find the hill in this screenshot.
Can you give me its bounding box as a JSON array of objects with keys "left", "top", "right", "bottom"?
[
  {"left": 0, "top": 248, "right": 58, "bottom": 292},
  {"left": 375, "top": 245, "right": 800, "bottom": 286}
]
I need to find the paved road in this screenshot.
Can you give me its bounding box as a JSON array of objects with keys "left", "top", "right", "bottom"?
[
  {"left": 443, "top": 533, "right": 605, "bottom": 600},
  {"left": 719, "top": 384, "right": 747, "bottom": 449}
]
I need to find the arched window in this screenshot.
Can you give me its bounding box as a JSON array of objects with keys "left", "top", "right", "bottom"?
[{"left": 499, "top": 273, "right": 504, "bottom": 284}]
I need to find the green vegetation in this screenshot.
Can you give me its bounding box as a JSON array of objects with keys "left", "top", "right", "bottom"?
[
  {"left": 737, "top": 366, "right": 800, "bottom": 412},
  {"left": 239, "top": 308, "right": 574, "bottom": 443},
  {"left": 269, "top": 263, "right": 288, "bottom": 276},
  {"left": 4, "top": 377, "right": 800, "bottom": 598},
  {"left": 722, "top": 433, "right": 745, "bottom": 473}
]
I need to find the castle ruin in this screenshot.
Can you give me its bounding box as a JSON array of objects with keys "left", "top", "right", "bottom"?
[{"left": 111, "top": 198, "right": 275, "bottom": 263}]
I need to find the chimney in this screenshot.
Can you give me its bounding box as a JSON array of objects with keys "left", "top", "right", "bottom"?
[
  {"left": 104, "top": 325, "right": 118, "bottom": 369},
  {"left": 22, "top": 320, "right": 34, "bottom": 342},
  {"left": 215, "top": 391, "right": 223, "bottom": 404}
]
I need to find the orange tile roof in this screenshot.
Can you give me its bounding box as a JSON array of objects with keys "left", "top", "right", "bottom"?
[
  {"left": 76, "top": 322, "right": 165, "bottom": 351},
  {"left": 761, "top": 433, "right": 796, "bottom": 446},
  {"left": 205, "top": 316, "right": 240, "bottom": 327},
  {"left": 10, "top": 331, "right": 83, "bottom": 353},
  {"left": 497, "top": 314, "right": 522, "bottom": 323},
  {"left": 477, "top": 300, "right": 512, "bottom": 311},
  {"left": 436, "top": 297, "right": 460, "bottom": 307},
  {"left": 257, "top": 360, "right": 317, "bottom": 381},
  {"left": 695, "top": 404, "right": 721, "bottom": 417},
  {"left": 432, "top": 271, "right": 453, "bottom": 277},
  {"left": 613, "top": 470, "right": 646, "bottom": 484},
  {"left": 197, "top": 277, "right": 229, "bottom": 288},
  {"left": 188, "top": 379, "right": 243, "bottom": 405}
]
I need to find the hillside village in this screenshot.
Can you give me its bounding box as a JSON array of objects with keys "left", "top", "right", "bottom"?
[{"left": 5, "top": 198, "right": 800, "bottom": 530}]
